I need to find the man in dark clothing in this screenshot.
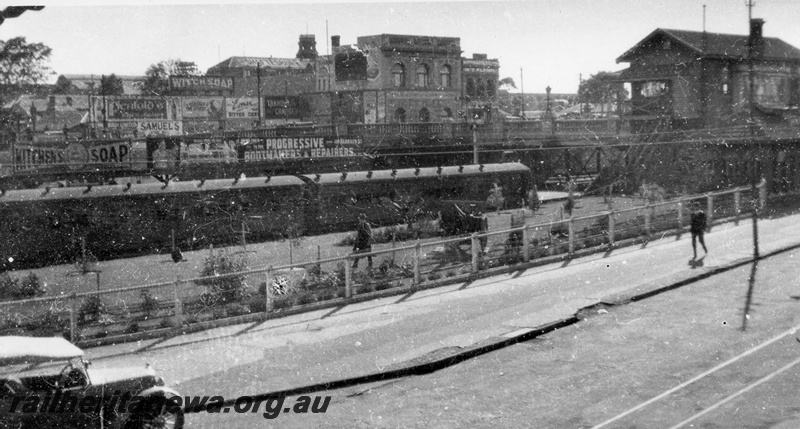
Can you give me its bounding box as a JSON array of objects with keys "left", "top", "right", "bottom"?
[
  {"left": 352, "top": 213, "right": 373, "bottom": 269},
  {"left": 690, "top": 202, "right": 708, "bottom": 259}
]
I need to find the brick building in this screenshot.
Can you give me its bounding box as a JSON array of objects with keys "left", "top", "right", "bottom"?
[{"left": 616, "top": 19, "right": 800, "bottom": 131}]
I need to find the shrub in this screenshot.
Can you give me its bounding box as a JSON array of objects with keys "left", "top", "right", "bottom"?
[
  {"left": 18, "top": 273, "right": 46, "bottom": 298},
  {"left": 127, "top": 322, "right": 140, "bottom": 334},
  {"left": 0, "top": 272, "right": 46, "bottom": 301},
  {"left": 272, "top": 295, "right": 294, "bottom": 310},
  {"left": 225, "top": 303, "right": 251, "bottom": 316},
  {"left": 426, "top": 272, "right": 442, "bottom": 282},
  {"left": 299, "top": 292, "right": 322, "bottom": 305},
  {"left": 246, "top": 295, "right": 266, "bottom": 313},
  {"left": 79, "top": 296, "right": 105, "bottom": 325},
  {"left": 196, "top": 247, "right": 249, "bottom": 304},
  {"left": 25, "top": 309, "right": 70, "bottom": 338}
]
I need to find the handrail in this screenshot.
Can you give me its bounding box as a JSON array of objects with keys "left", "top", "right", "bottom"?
[{"left": 0, "top": 181, "right": 763, "bottom": 308}]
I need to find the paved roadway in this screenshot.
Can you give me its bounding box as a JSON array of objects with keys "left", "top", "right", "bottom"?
[{"left": 68, "top": 207, "right": 800, "bottom": 428}]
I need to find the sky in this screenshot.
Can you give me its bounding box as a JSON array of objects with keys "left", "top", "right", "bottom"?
[{"left": 2, "top": 0, "right": 800, "bottom": 94}]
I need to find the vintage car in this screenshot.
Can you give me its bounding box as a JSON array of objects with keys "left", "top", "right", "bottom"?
[{"left": 0, "top": 336, "right": 183, "bottom": 429}]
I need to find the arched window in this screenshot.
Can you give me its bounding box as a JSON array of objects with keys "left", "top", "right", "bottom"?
[
  {"left": 419, "top": 107, "right": 430, "bottom": 122},
  {"left": 477, "top": 80, "right": 486, "bottom": 97},
  {"left": 466, "top": 78, "right": 476, "bottom": 97},
  {"left": 392, "top": 63, "right": 405, "bottom": 87},
  {"left": 487, "top": 79, "right": 495, "bottom": 96},
  {"left": 394, "top": 108, "right": 407, "bottom": 123},
  {"left": 440, "top": 65, "right": 452, "bottom": 88},
  {"left": 416, "top": 64, "right": 429, "bottom": 87}
]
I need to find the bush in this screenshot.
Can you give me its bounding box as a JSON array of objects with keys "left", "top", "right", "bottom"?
[
  {"left": 196, "top": 247, "right": 249, "bottom": 304},
  {"left": 426, "top": 272, "right": 442, "bottom": 282},
  {"left": 79, "top": 296, "right": 105, "bottom": 325},
  {"left": 0, "top": 272, "right": 46, "bottom": 301},
  {"left": 24, "top": 309, "right": 70, "bottom": 338},
  {"left": 272, "top": 295, "right": 294, "bottom": 310},
  {"left": 225, "top": 303, "right": 251, "bottom": 316}
]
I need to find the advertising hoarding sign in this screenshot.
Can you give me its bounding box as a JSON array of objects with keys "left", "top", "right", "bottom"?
[
  {"left": 13, "top": 141, "right": 133, "bottom": 172},
  {"left": 169, "top": 76, "right": 234, "bottom": 92},
  {"left": 240, "top": 136, "right": 361, "bottom": 160},
  {"left": 225, "top": 97, "right": 260, "bottom": 119},
  {"left": 263, "top": 96, "right": 305, "bottom": 119},
  {"left": 182, "top": 97, "right": 225, "bottom": 119},
  {"left": 136, "top": 120, "right": 183, "bottom": 137},
  {"left": 91, "top": 97, "right": 179, "bottom": 122}
]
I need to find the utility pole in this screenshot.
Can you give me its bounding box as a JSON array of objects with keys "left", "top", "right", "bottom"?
[
  {"left": 520, "top": 67, "right": 525, "bottom": 120},
  {"left": 256, "top": 62, "right": 262, "bottom": 127}
]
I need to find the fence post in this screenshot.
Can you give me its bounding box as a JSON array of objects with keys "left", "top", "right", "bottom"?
[
  {"left": 69, "top": 293, "right": 78, "bottom": 343},
  {"left": 608, "top": 211, "right": 615, "bottom": 247},
  {"left": 707, "top": 194, "right": 714, "bottom": 226},
  {"left": 523, "top": 224, "right": 531, "bottom": 262},
  {"left": 172, "top": 277, "right": 183, "bottom": 325},
  {"left": 677, "top": 202, "right": 684, "bottom": 231},
  {"left": 568, "top": 215, "right": 575, "bottom": 255},
  {"left": 759, "top": 178, "right": 767, "bottom": 212},
  {"left": 644, "top": 204, "right": 652, "bottom": 238},
  {"left": 413, "top": 241, "right": 421, "bottom": 286},
  {"left": 734, "top": 191, "right": 741, "bottom": 225},
  {"left": 471, "top": 233, "right": 480, "bottom": 273},
  {"left": 265, "top": 267, "right": 273, "bottom": 312},
  {"left": 345, "top": 259, "right": 352, "bottom": 298}
]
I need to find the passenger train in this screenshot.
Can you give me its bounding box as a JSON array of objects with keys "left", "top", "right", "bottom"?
[{"left": 0, "top": 162, "right": 532, "bottom": 270}]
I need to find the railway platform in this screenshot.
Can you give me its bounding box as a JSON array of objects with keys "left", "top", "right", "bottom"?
[{"left": 73, "top": 207, "right": 800, "bottom": 426}]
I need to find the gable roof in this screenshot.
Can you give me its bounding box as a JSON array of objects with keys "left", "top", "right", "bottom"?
[
  {"left": 617, "top": 28, "right": 800, "bottom": 63},
  {"left": 60, "top": 74, "right": 147, "bottom": 95},
  {"left": 207, "top": 57, "right": 311, "bottom": 72}
]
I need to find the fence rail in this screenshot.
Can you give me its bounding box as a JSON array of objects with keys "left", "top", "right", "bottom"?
[{"left": 0, "top": 181, "right": 767, "bottom": 343}]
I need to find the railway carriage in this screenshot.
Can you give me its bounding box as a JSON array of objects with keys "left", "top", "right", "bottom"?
[{"left": 0, "top": 163, "right": 532, "bottom": 270}]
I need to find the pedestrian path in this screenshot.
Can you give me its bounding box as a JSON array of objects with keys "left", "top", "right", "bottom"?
[{"left": 83, "top": 212, "right": 800, "bottom": 402}]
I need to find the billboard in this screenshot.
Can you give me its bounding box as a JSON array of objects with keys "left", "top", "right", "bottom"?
[
  {"left": 263, "top": 97, "right": 305, "bottom": 119},
  {"left": 91, "top": 96, "right": 179, "bottom": 122},
  {"left": 13, "top": 140, "right": 133, "bottom": 173},
  {"left": 136, "top": 120, "right": 183, "bottom": 137},
  {"left": 240, "top": 136, "right": 362, "bottom": 160},
  {"left": 182, "top": 97, "right": 225, "bottom": 119},
  {"left": 225, "top": 97, "right": 260, "bottom": 119},
  {"left": 169, "top": 76, "right": 234, "bottom": 92}
]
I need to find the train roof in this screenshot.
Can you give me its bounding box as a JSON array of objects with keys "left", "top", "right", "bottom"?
[
  {"left": 0, "top": 163, "right": 529, "bottom": 202},
  {"left": 0, "top": 174, "right": 306, "bottom": 203},
  {"left": 303, "top": 162, "right": 529, "bottom": 185}
]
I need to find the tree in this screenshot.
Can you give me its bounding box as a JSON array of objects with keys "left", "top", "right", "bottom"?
[
  {"left": 51, "top": 75, "right": 74, "bottom": 94},
  {"left": 578, "top": 71, "right": 628, "bottom": 114},
  {"left": 100, "top": 74, "right": 124, "bottom": 95},
  {"left": 498, "top": 77, "right": 517, "bottom": 91},
  {"left": 0, "top": 37, "right": 53, "bottom": 86},
  {"left": 142, "top": 58, "right": 202, "bottom": 96}
]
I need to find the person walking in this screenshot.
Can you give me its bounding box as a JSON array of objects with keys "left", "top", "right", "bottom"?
[
  {"left": 690, "top": 201, "right": 708, "bottom": 259},
  {"left": 352, "top": 212, "right": 373, "bottom": 269}
]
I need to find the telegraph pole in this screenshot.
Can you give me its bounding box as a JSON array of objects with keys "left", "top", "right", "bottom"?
[{"left": 256, "top": 62, "right": 262, "bottom": 127}]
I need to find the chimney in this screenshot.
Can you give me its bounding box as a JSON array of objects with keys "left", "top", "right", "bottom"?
[
  {"left": 473, "top": 53, "right": 487, "bottom": 60},
  {"left": 749, "top": 18, "right": 765, "bottom": 56},
  {"left": 331, "top": 35, "right": 340, "bottom": 48}
]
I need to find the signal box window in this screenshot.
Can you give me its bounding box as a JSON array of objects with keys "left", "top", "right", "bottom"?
[{"left": 640, "top": 81, "right": 669, "bottom": 97}]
